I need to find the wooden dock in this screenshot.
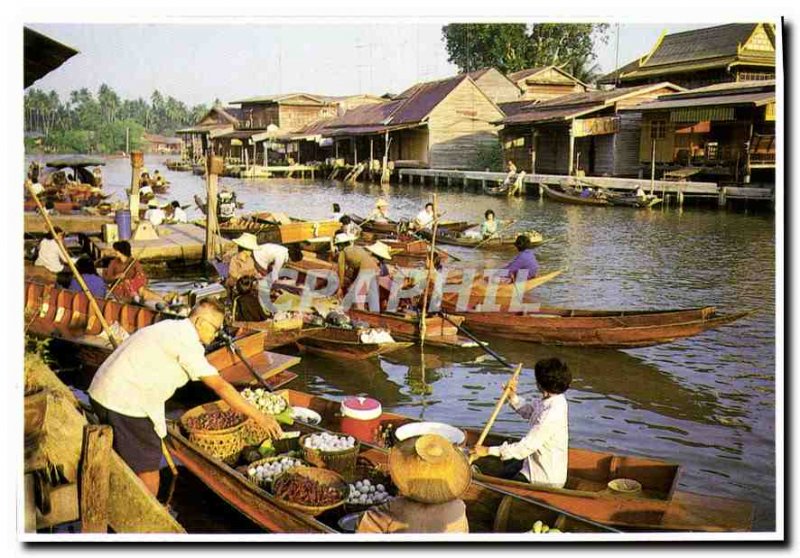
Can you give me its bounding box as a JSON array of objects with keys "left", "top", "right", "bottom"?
[
  {"left": 232, "top": 164, "right": 320, "bottom": 179},
  {"left": 396, "top": 169, "right": 774, "bottom": 207},
  {"left": 88, "top": 223, "right": 233, "bottom": 264},
  {"left": 25, "top": 212, "right": 114, "bottom": 235}
]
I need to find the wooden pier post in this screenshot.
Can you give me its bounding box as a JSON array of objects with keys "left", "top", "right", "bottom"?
[
  {"left": 381, "top": 131, "right": 391, "bottom": 184},
  {"left": 205, "top": 155, "right": 223, "bottom": 262},
  {"left": 369, "top": 138, "right": 374, "bottom": 181},
  {"left": 718, "top": 187, "right": 727, "bottom": 207},
  {"left": 129, "top": 150, "right": 143, "bottom": 224},
  {"left": 677, "top": 187, "right": 684, "bottom": 208},
  {"left": 530, "top": 130, "right": 538, "bottom": 175},
  {"left": 568, "top": 121, "right": 575, "bottom": 176},
  {"left": 80, "top": 425, "right": 113, "bottom": 533},
  {"left": 650, "top": 139, "right": 657, "bottom": 196}
]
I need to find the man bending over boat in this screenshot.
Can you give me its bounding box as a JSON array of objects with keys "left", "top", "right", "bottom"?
[
  {"left": 88, "top": 298, "right": 283, "bottom": 496},
  {"left": 471, "top": 358, "right": 571, "bottom": 489}
]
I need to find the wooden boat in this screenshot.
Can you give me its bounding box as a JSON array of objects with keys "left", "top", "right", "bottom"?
[
  {"left": 24, "top": 281, "right": 299, "bottom": 389},
  {"left": 166, "top": 401, "right": 616, "bottom": 534},
  {"left": 347, "top": 309, "right": 479, "bottom": 349},
  {"left": 541, "top": 184, "right": 610, "bottom": 206},
  {"left": 440, "top": 269, "right": 564, "bottom": 311},
  {"left": 194, "top": 194, "right": 245, "bottom": 216},
  {"left": 448, "top": 305, "right": 750, "bottom": 349},
  {"left": 280, "top": 389, "right": 754, "bottom": 532},
  {"left": 350, "top": 214, "right": 474, "bottom": 236},
  {"left": 232, "top": 320, "right": 326, "bottom": 350},
  {"left": 296, "top": 326, "right": 414, "bottom": 360},
  {"left": 165, "top": 159, "right": 192, "bottom": 172},
  {"left": 606, "top": 194, "right": 663, "bottom": 208},
  {"left": 212, "top": 215, "right": 341, "bottom": 245},
  {"left": 434, "top": 229, "right": 543, "bottom": 250}
]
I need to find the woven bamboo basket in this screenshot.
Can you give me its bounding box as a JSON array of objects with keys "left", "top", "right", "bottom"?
[
  {"left": 180, "top": 404, "right": 249, "bottom": 466},
  {"left": 236, "top": 455, "right": 309, "bottom": 488},
  {"left": 300, "top": 433, "right": 360, "bottom": 482},
  {"left": 271, "top": 466, "right": 348, "bottom": 517}
]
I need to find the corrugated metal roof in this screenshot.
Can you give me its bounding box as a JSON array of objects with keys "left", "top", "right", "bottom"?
[
  {"left": 390, "top": 75, "right": 467, "bottom": 124},
  {"left": 498, "top": 100, "right": 534, "bottom": 117},
  {"left": 231, "top": 93, "right": 332, "bottom": 105},
  {"left": 643, "top": 24, "right": 758, "bottom": 68},
  {"left": 214, "top": 130, "right": 259, "bottom": 140},
  {"left": 503, "top": 103, "right": 606, "bottom": 125},
  {"left": 324, "top": 100, "right": 404, "bottom": 128},
  {"left": 508, "top": 67, "right": 548, "bottom": 83},
  {"left": 626, "top": 90, "right": 775, "bottom": 111},
  {"left": 325, "top": 123, "right": 424, "bottom": 137}
]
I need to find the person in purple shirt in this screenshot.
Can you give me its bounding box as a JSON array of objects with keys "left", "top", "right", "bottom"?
[
  {"left": 504, "top": 235, "right": 538, "bottom": 281},
  {"left": 68, "top": 256, "right": 107, "bottom": 298}
]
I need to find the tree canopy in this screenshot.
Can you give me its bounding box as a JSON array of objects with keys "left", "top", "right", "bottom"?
[
  {"left": 24, "top": 84, "right": 209, "bottom": 154},
  {"left": 441, "top": 23, "right": 610, "bottom": 82}
]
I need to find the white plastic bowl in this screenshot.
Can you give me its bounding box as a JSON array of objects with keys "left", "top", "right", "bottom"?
[{"left": 394, "top": 422, "right": 466, "bottom": 446}]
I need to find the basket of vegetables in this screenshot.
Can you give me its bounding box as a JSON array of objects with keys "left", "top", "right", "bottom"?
[
  {"left": 271, "top": 466, "right": 348, "bottom": 517},
  {"left": 300, "top": 432, "right": 360, "bottom": 482},
  {"left": 240, "top": 389, "right": 294, "bottom": 444},
  {"left": 344, "top": 458, "right": 396, "bottom": 513},
  {"left": 180, "top": 403, "right": 249, "bottom": 465},
  {"left": 238, "top": 454, "right": 308, "bottom": 488}
]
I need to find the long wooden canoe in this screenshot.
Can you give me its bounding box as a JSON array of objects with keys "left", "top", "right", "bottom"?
[
  {"left": 448, "top": 306, "right": 750, "bottom": 348},
  {"left": 541, "top": 184, "right": 610, "bottom": 206},
  {"left": 433, "top": 230, "right": 543, "bottom": 250},
  {"left": 24, "top": 281, "right": 299, "bottom": 388},
  {"left": 347, "top": 309, "right": 479, "bottom": 349},
  {"left": 166, "top": 402, "right": 616, "bottom": 534},
  {"left": 440, "top": 269, "right": 564, "bottom": 311},
  {"left": 296, "top": 326, "right": 414, "bottom": 360},
  {"left": 279, "top": 389, "right": 754, "bottom": 532}
]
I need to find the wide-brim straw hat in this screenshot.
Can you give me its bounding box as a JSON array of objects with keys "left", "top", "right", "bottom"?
[
  {"left": 233, "top": 232, "right": 259, "bottom": 251},
  {"left": 388, "top": 434, "right": 471, "bottom": 504},
  {"left": 365, "top": 241, "right": 392, "bottom": 261},
  {"left": 375, "top": 198, "right": 389, "bottom": 208},
  {"left": 334, "top": 233, "right": 357, "bottom": 245}
]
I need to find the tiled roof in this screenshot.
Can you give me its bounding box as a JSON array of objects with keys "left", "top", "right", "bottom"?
[{"left": 643, "top": 24, "right": 759, "bottom": 68}]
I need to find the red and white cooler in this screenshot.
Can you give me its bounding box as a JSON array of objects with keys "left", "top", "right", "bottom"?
[{"left": 340, "top": 396, "right": 383, "bottom": 443}]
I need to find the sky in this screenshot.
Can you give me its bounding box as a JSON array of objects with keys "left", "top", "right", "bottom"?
[{"left": 28, "top": 22, "right": 725, "bottom": 108}]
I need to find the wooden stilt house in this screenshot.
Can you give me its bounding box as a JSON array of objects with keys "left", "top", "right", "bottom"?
[
  {"left": 499, "top": 83, "right": 684, "bottom": 177},
  {"left": 507, "top": 66, "right": 589, "bottom": 102},
  {"left": 176, "top": 105, "right": 242, "bottom": 162}
]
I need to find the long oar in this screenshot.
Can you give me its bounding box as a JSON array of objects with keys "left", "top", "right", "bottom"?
[
  {"left": 25, "top": 183, "right": 121, "bottom": 348},
  {"left": 220, "top": 332, "right": 274, "bottom": 392},
  {"left": 473, "top": 219, "right": 518, "bottom": 250},
  {"left": 470, "top": 362, "right": 524, "bottom": 463},
  {"left": 439, "top": 312, "right": 514, "bottom": 369},
  {"left": 105, "top": 256, "right": 139, "bottom": 300}
]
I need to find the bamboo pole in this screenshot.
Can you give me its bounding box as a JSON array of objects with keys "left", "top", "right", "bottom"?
[
  {"left": 205, "top": 155, "right": 222, "bottom": 262},
  {"left": 419, "top": 194, "right": 439, "bottom": 349},
  {"left": 105, "top": 256, "right": 139, "bottom": 300},
  {"left": 25, "top": 183, "right": 121, "bottom": 348},
  {"left": 470, "top": 362, "right": 524, "bottom": 462},
  {"left": 129, "top": 150, "right": 143, "bottom": 225}
]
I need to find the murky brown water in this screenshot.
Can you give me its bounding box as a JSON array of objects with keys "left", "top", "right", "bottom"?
[{"left": 28, "top": 153, "right": 776, "bottom": 532}]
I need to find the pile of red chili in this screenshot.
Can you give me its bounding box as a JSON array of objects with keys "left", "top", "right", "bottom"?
[{"left": 273, "top": 473, "right": 343, "bottom": 506}]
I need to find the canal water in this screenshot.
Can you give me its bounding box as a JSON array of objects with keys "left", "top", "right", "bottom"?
[{"left": 29, "top": 154, "right": 777, "bottom": 532}]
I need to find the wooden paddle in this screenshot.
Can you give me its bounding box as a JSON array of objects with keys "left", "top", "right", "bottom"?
[
  {"left": 473, "top": 219, "right": 518, "bottom": 250},
  {"left": 470, "top": 362, "right": 524, "bottom": 463},
  {"left": 105, "top": 255, "right": 139, "bottom": 300}
]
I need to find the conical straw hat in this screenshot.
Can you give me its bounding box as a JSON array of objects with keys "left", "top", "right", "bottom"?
[
  {"left": 233, "top": 232, "right": 259, "bottom": 251},
  {"left": 365, "top": 241, "right": 392, "bottom": 261},
  {"left": 388, "top": 434, "right": 471, "bottom": 504}
]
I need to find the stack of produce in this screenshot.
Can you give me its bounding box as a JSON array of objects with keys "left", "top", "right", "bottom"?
[
  {"left": 272, "top": 472, "right": 346, "bottom": 510},
  {"left": 303, "top": 432, "right": 356, "bottom": 451},
  {"left": 241, "top": 389, "right": 294, "bottom": 425},
  {"left": 346, "top": 478, "right": 393, "bottom": 507},
  {"left": 247, "top": 456, "right": 305, "bottom": 486},
  {"left": 184, "top": 410, "right": 245, "bottom": 431}
]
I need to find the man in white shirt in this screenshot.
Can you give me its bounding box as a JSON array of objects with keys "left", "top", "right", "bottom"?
[
  {"left": 411, "top": 203, "right": 435, "bottom": 231},
  {"left": 252, "top": 242, "right": 292, "bottom": 310},
  {"left": 144, "top": 199, "right": 166, "bottom": 226},
  {"left": 472, "top": 358, "right": 571, "bottom": 488},
  {"left": 88, "top": 298, "right": 282, "bottom": 496},
  {"left": 34, "top": 227, "right": 70, "bottom": 274}
]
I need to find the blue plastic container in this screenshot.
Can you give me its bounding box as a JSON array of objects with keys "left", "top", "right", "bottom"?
[{"left": 115, "top": 210, "right": 132, "bottom": 240}]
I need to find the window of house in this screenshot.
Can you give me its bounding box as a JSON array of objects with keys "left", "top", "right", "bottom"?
[{"left": 650, "top": 120, "right": 667, "bottom": 140}]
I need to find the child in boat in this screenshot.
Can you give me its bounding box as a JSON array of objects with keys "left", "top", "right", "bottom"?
[
  {"left": 357, "top": 434, "right": 470, "bottom": 533},
  {"left": 471, "top": 358, "right": 571, "bottom": 489}
]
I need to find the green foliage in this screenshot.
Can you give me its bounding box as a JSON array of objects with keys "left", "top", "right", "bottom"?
[
  {"left": 473, "top": 141, "right": 504, "bottom": 172},
  {"left": 24, "top": 84, "right": 209, "bottom": 154},
  {"left": 442, "top": 23, "right": 610, "bottom": 81},
  {"left": 25, "top": 334, "right": 54, "bottom": 366}
]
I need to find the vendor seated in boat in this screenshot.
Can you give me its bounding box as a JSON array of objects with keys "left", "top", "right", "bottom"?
[
  {"left": 579, "top": 186, "right": 592, "bottom": 199},
  {"left": 480, "top": 209, "right": 499, "bottom": 238},
  {"left": 366, "top": 198, "right": 390, "bottom": 223},
  {"left": 357, "top": 434, "right": 470, "bottom": 534},
  {"left": 104, "top": 240, "right": 162, "bottom": 304},
  {"left": 410, "top": 203, "right": 435, "bottom": 232},
  {"left": 232, "top": 275, "right": 270, "bottom": 322},
  {"left": 69, "top": 256, "right": 107, "bottom": 298},
  {"left": 166, "top": 200, "right": 188, "bottom": 224},
  {"left": 225, "top": 233, "right": 259, "bottom": 291},
  {"left": 34, "top": 226, "right": 70, "bottom": 278},
  {"left": 337, "top": 215, "right": 362, "bottom": 238},
  {"left": 144, "top": 199, "right": 166, "bottom": 226},
  {"left": 503, "top": 234, "right": 538, "bottom": 282},
  {"left": 88, "top": 297, "right": 283, "bottom": 496},
  {"left": 152, "top": 170, "right": 166, "bottom": 187},
  {"left": 471, "top": 358, "right": 571, "bottom": 489}
]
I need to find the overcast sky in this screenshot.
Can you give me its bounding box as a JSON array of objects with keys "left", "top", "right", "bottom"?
[{"left": 28, "top": 23, "right": 716, "bottom": 107}]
